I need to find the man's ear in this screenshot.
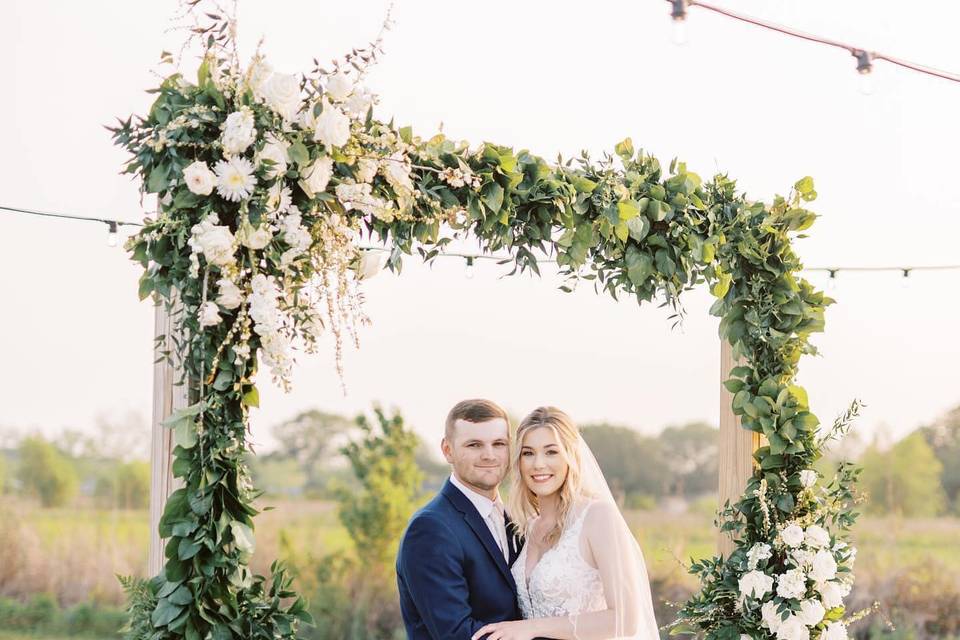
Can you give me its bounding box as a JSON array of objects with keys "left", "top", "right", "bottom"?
[{"left": 440, "top": 437, "right": 454, "bottom": 464}]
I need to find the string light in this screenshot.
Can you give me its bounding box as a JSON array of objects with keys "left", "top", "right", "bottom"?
[
  {"left": 670, "top": 0, "right": 688, "bottom": 45},
  {"left": 106, "top": 220, "right": 119, "bottom": 247},
  {"left": 2, "top": 206, "right": 959, "bottom": 280},
  {"left": 669, "top": 0, "right": 960, "bottom": 86}
]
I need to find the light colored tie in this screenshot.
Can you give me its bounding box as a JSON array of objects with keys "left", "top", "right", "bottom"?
[{"left": 489, "top": 501, "right": 509, "bottom": 561}]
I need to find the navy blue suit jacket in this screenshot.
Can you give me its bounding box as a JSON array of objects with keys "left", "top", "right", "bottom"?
[{"left": 397, "top": 479, "right": 522, "bottom": 640}]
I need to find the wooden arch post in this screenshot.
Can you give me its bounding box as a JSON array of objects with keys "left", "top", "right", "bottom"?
[
  {"left": 718, "top": 340, "right": 762, "bottom": 557},
  {"left": 148, "top": 300, "right": 189, "bottom": 575}
]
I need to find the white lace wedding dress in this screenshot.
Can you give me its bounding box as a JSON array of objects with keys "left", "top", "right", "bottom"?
[{"left": 512, "top": 502, "right": 607, "bottom": 620}]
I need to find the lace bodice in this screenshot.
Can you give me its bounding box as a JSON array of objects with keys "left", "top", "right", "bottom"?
[{"left": 512, "top": 502, "right": 607, "bottom": 620}]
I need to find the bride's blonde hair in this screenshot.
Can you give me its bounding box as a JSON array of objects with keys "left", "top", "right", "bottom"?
[{"left": 507, "top": 406, "right": 584, "bottom": 547}]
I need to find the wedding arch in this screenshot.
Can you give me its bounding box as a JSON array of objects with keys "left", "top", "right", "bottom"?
[{"left": 113, "top": 6, "right": 860, "bottom": 640}]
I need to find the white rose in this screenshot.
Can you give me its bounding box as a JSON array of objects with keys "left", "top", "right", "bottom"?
[
  {"left": 183, "top": 161, "right": 216, "bottom": 195},
  {"left": 804, "top": 525, "right": 830, "bottom": 549},
  {"left": 799, "top": 470, "right": 817, "bottom": 488},
  {"left": 198, "top": 301, "right": 222, "bottom": 327},
  {"left": 221, "top": 107, "right": 257, "bottom": 155},
  {"left": 300, "top": 156, "right": 334, "bottom": 198},
  {"left": 247, "top": 57, "right": 273, "bottom": 98},
  {"left": 776, "top": 568, "right": 808, "bottom": 600},
  {"left": 821, "top": 622, "right": 848, "bottom": 640},
  {"left": 780, "top": 524, "right": 805, "bottom": 548},
  {"left": 775, "top": 615, "right": 810, "bottom": 640},
  {"left": 798, "top": 599, "right": 825, "bottom": 627},
  {"left": 190, "top": 214, "right": 236, "bottom": 268},
  {"left": 355, "top": 157, "right": 378, "bottom": 183},
  {"left": 261, "top": 72, "right": 301, "bottom": 121},
  {"left": 761, "top": 601, "right": 783, "bottom": 632},
  {"left": 790, "top": 549, "right": 815, "bottom": 569},
  {"left": 216, "top": 278, "right": 244, "bottom": 309},
  {"left": 817, "top": 581, "right": 844, "bottom": 609},
  {"left": 325, "top": 70, "right": 353, "bottom": 102},
  {"left": 738, "top": 570, "right": 774, "bottom": 599},
  {"left": 809, "top": 550, "right": 838, "bottom": 583},
  {"left": 257, "top": 135, "right": 289, "bottom": 179},
  {"left": 344, "top": 85, "right": 374, "bottom": 116},
  {"left": 240, "top": 223, "right": 273, "bottom": 250},
  {"left": 312, "top": 99, "right": 351, "bottom": 148}
]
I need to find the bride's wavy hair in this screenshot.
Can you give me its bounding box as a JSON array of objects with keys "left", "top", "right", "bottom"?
[{"left": 507, "top": 406, "right": 584, "bottom": 547}]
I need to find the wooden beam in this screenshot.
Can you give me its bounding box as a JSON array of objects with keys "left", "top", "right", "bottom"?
[
  {"left": 718, "top": 340, "right": 761, "bottom": 557},
  {"left": 148, "top": 299, "right": 188, "bottom": 576}
]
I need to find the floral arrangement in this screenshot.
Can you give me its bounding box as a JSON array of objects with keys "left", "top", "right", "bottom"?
[{"left": 111, "top": 3, "right": 861, "bottom": 639}]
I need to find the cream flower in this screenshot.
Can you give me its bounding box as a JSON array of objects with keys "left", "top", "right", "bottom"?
[
  {"left": 821, "top": 622, "right": 848, "bottom": 640},
  {"left": 344, "top": 85, "right": 375, "bottom": 116},
  {"left": 325, "top": 70, "right": 353, "bottom": 102},
  {"left": 761, "top": 601, "right": 783, "bottom": 633},
  {"left": 215, "top": 157, "right": 257, "bottom": 202},
  {"left": 738, "top": 570, "right": 774, "bottom": 599},
  {"left": 776, "top": 568, "right": 808, "bottom": 600},
  {"left": 780, "top": 524, "right": 805, "bottom": 548},
  {"left": 355, "top": 157, "right": 378, "bottom": 183},
  {"left": 261, "top": 72, "right": 300, "bottom": 121},
  {"left": 189, "top": 214, "right": 236, "bottom": 267},
  {"left": 312, "top": 99, "right": 351, "bottom": 148},
  {"left": 221, "top": 107, "right": 257, "bottom": 155},
  {"left": 809, "top": 550, "right": 837, "bottom": 582},
  {"left": 775, "top": 615, "right": 810, "bottom": 640},
  {"left": 804, "top": 525, "right": 830, "bottom": 549},
  {"left": 817, "top": 580, "right": 851, "bottom": 609},
  {"left": 381, "top": 151, "right": 414, "bottom": 193},
  {"left": 257, "top": 134, "right": 290, "bottom": 179},
  {"left": 239, "top": 222, "right": 273, "bottom": 250},
  {"left": 215, "top": 278, "right": 244, "bottom": 309},
  {"left": 300, "top": 156, "right": 334, "bottom": 198},
  {"left": 198, "top": 301, "right": 222, "bottom": 327},
  {"left": 797, "top": 599, "right": 825, "bottom": 627},
  {"left": 747, "top": 543, "right": 772, "bottom": 570},
  {"left": 799, "top": 469, "right": 818, "bottom": 488},
  {"left": 183, "top": 160, "right": 216, "bottom": 195}
]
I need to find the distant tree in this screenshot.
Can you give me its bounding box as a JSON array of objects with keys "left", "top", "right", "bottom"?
[
  {"left": 306, "top": 407, "right": 423, "bottom": 639},
  {"left": 272, "top": 409, "right": 353, "bottom": 496},
  {"left": 658, "top": 422, "right": 719, "bottom": 497},
  {"left": 413, "top": 436, "right": 448, "bottom": 491},
  {"left": 337, "top": 407, "right": 424, "bottom": 570},
  {"left": 861, "top": 431, "right": 946, "bottom": 516},
  {"left": 96, "top": 461, "right": 151, "bottom": 509},
  {"left": 581, "top": 424, "right": 669, "bottom": 502},
  {"left": 921, "top": 404, "right": 960, "bottom": 514},
  {"left": 16, "top": 436, "right": 79, "bottom": 507}
]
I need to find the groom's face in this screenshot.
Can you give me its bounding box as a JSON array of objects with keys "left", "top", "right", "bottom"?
[{"left": 442, "top": 418, "right": 510, "bottom": 498}]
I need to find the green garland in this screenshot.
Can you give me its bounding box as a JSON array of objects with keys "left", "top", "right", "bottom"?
[{"left": 112, "top": 5, "right": 861, "bottom": 639}]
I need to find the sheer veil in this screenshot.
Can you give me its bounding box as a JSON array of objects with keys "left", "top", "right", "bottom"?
[{"left": 572, "top": 434, "right": 660, "bottom": 640}]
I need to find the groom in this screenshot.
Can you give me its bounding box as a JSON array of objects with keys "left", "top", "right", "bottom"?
[{"left": 397, "top": 399, "right": 521, "bottom": 640}]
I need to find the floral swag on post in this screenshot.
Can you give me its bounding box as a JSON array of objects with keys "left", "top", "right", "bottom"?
[{"left": 111, "top": 4, "right": 865, "bottom": 640}]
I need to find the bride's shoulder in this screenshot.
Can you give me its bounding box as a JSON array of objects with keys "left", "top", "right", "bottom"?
[{"left": 577, "top": 499, "right": 622, "bottom": 531}]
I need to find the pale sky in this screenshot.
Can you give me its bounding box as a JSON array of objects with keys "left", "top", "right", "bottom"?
[{"left": 2, "top": 0, "right": 958, "bottom": 453}]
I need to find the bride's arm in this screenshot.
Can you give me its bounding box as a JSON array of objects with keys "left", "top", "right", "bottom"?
[{"left": 473, "top": 502, "right": 654, "bottom": 640}]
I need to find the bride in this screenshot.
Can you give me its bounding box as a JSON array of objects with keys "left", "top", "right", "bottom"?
[{"left": 472, "top": 407, "right": 660, "bottom": 640}]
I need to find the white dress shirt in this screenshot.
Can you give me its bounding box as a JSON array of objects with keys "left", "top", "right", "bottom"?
[{"left": 449, "top": 473, "right": 509, "bottom": 560}]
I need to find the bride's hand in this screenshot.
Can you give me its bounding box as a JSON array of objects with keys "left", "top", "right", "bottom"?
[{"left": 472, "top": 620, "right": 538, "bottom": 640}]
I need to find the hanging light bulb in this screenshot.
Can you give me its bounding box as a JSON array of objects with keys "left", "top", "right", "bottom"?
[
  {"left": 465, "top": 256, "right": 476, "bottom": 280},
  {"left": 826, "top": 269, "right": 839, "bottom": 293},
  {"left": 106, "top": 220, "right": 119, "bottom": 247},
  {"left": 900, "top": 268, "right": 911, "bottom": 290},
  {"left": 671, "top": 0, "right": 688, "bottom": 45},
  {"left": 854, "top": 49, "right": 874, "bottom": 95}
]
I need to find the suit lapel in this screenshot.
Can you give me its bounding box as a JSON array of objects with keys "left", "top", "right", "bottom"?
[{"left": 441, "top": 480, "right": 517, "bottom": 591}]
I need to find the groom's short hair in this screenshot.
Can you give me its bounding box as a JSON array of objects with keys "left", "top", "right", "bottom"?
[{"left": 444, "top": 399, "right": 510, "bottom": 440}]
